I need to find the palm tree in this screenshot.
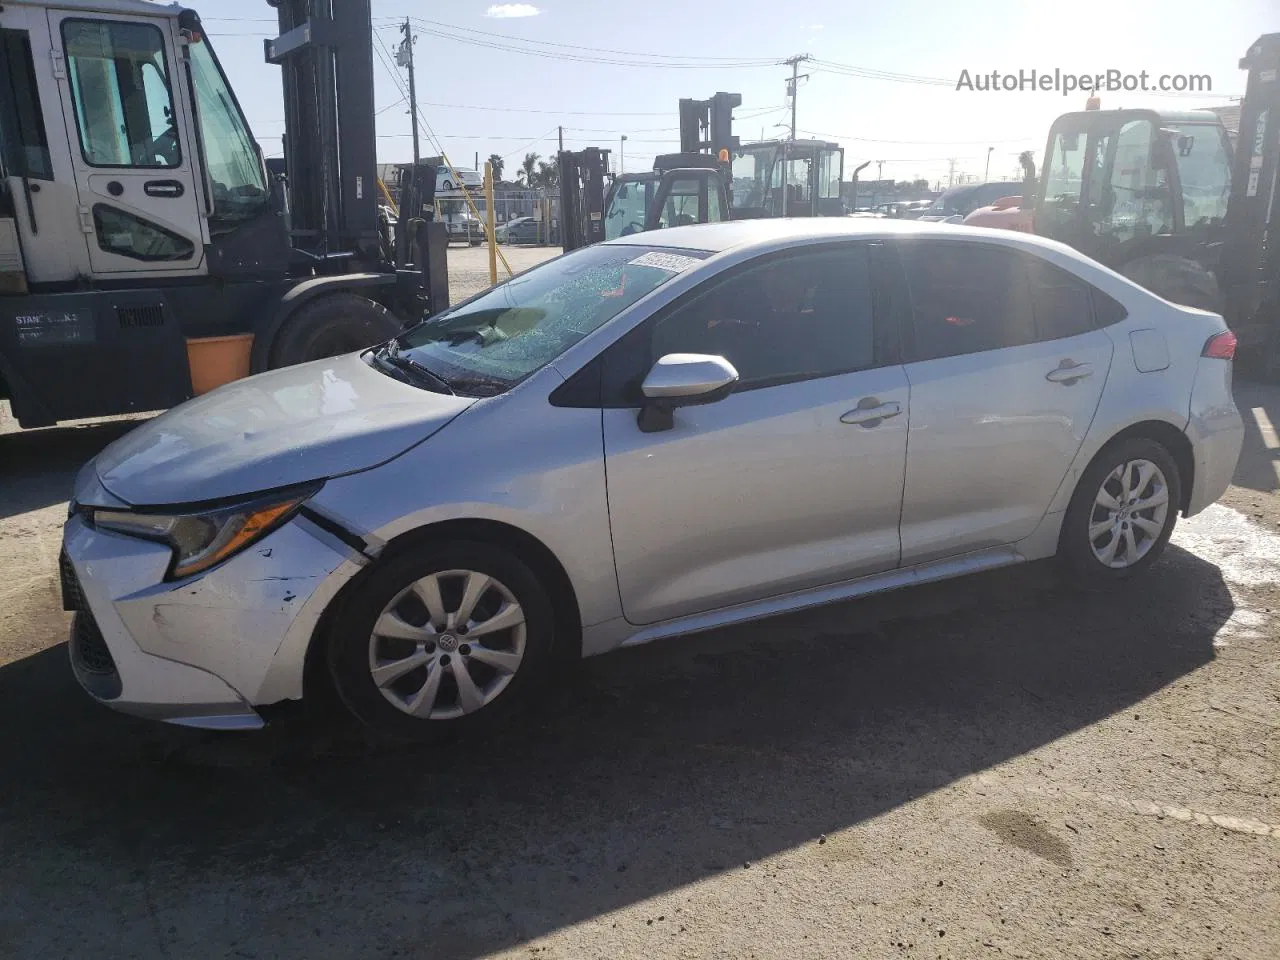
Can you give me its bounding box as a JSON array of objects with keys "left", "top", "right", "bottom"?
[
  {"left": 487, "top": 153, "right": 505, "bottom": 183},
  {"left": 518, "top": 152, "right": 540, "bottom": 186},
  {"left": 536, "top": 160, "right": 558, "bottom": 192}
]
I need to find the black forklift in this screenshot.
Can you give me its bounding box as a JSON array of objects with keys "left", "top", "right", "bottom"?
[
  {"left": 558, "top": 92, "right": 846, "bottom": 252},
  {"left": 1031, "top": 34, "right": 1279, "bottom": 366},
  {"left": 0, "top": 0, "right": 447, "bottom": 429}
]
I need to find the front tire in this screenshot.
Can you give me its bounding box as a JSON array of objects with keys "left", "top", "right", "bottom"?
[
  {"left": 326, "top": 541, "right": 556, "bottom": 741},
  {"left": 1059, "top": 437, "right": 1182, "bottom": 586},
  {"left": 269, "top": 293, "right": 402, "bottom": 368}
]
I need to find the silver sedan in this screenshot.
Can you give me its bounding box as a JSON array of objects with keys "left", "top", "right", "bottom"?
[{"left": 62, "top": 219, "right": 1244, "bottom": 738}]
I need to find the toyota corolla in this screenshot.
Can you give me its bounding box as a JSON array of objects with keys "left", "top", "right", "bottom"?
[{"left": 61, "top": 219, "right": 1244, "bottom": 739}]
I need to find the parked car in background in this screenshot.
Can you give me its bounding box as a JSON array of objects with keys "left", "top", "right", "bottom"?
[
  {"left": 62, "top": 219, "right": 1243, "bottom": 740},
  {"left": 918, "top": 182, "right": 1023, "bottom": 222},
  {"left": 496, "top": 216, "right": 555, "bottom": 245}
]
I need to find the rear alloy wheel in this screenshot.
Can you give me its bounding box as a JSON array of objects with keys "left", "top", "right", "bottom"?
[
  {"left": 327, "top": 542, "right": 555, "bottom": 740},
  {"left": 1061, "top": 438, "right": 1181, "bottom": 585},
  {"left": 1087, "top": 459, "right": 1170, "bottom": 569}
]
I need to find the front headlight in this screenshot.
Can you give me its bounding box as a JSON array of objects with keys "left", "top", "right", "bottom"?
[{"left": 92, "top": 484, "right": 320, "bottom": 580}]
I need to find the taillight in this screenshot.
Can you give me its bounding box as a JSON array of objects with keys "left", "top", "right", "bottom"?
[{"left": 1202, "top": 330, "right": 1237, "bottom": 360}]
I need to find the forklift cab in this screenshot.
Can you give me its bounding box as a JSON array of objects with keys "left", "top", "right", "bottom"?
[
  {"left": 602, "top": 167, "right": 730, "bottom": 239},
  {"left": 730, "top": 140, "right": 844, "bottom": 218},
  {"left": 1034, "top": 108, "right": 1233, "bottom": 269}
]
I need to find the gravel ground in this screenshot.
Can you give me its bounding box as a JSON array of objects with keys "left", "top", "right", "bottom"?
[{"left": 0, "top": 261, "right": 1276, "bottom": 959}]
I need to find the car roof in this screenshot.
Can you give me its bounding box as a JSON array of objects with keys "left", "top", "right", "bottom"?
[{"left": 602, "top": 217, "right": 1082, "bottom": 261}]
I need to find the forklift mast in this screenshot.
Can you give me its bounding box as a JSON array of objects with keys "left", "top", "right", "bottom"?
[
  {"left": 559, "top": 148, "right": 611, "bottom": 252},
  {"left": 678, "top": 92, "right": 741, "bottom": 159},
  {"left": 1221, "top": 34, "right": 1280, "bottom": 324},
  {"left": 265, "top": 0, "right": 380, "bottom": 263}
]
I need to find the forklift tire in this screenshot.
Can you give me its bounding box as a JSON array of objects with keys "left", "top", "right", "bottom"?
[
  {"left": 1119, "top": 255, "right": 1224, "bottom": 314},
  {"left": 269, "top": 293, "right": 402, "bottom": 369}
]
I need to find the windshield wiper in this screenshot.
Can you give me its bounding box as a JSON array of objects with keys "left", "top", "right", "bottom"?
[{"left": 373, "top": 342, "right": 455, "bottom": 394}]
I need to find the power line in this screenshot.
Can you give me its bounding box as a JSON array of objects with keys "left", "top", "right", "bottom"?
[
  {"left": 798, "top": 127, "right": 1041, "bottom": 146},
  {"left": 407, "top": 16, "right": 781, "bottom": 64}
]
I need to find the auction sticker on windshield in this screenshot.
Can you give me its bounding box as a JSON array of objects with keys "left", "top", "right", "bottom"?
[{"left": 628, "top": 251, "right": 703, "bottom": 272}]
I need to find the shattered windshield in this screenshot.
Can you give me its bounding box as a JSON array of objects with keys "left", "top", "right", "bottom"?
[{"left": 391, "top": 244, "right": 708, "bottom": 394}]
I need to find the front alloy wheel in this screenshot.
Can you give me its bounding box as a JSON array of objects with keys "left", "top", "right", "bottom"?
[
  {"left": 328, "top": 542, "right": 555, "bottom": 740},
  {"left": 369, "top": 569, "right": 526, "bottom": 720}
]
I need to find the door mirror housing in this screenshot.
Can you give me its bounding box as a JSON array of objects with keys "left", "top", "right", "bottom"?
[{"left": 637, "top": 353, "right": 739, "bottom": 432}]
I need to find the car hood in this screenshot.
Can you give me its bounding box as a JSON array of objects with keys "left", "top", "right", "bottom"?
[{"left": 94, "top": 353, "right": 474, "bottom": 505}]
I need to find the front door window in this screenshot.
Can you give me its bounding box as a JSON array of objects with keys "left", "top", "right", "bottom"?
[{"left": 62, "top": 20, "right": 179, "bottom": 168}]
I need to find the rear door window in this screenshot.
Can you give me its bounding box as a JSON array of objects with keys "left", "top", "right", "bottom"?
[{"left": 898, "top": 241, "right": 1035, "bottom": 361}]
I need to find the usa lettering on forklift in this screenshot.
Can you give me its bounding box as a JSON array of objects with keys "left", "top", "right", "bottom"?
[{"left": 955, "top": 69, "right": 1212, "bottom": 96}]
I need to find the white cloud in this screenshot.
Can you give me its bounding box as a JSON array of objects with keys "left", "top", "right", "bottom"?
[
  {"left": 486, "top": 3, "right": 541, "bottom": 16},
  {"left": 807, "top": 23, "right": 825, "bottom": 30}
]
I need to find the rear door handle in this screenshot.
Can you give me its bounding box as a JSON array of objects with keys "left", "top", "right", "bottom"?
[
  {"left": 1046, "top": 361, "right": 1093, "bottom": 385},
  {"left": 841, "top": 400, "right": 902, "bottom": 427}
]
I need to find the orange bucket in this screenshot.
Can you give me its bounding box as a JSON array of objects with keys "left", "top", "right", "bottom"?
[{"left": 186, "top": 334, "right": 253, "bottom": 395}]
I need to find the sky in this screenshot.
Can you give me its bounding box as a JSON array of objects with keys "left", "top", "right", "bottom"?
[{"left": 201, "top": 0, "right": 1276, "bottom": 189}]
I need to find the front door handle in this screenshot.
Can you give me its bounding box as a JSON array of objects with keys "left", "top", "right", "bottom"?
[
  {"left": 143, "top": 179, "right": 185, "bottom": 198},
  {"left": 841, "top": 399, "right": 902, "bottom": 427},
  {"left": 1046, "top": 361, "right": 1093, "bottom": 385}
]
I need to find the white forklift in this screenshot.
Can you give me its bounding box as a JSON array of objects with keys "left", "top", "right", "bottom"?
[{"left": 0, "top": 0, "right": 447, "bottom": 428}]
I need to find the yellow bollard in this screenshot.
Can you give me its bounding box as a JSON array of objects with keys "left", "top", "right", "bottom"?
[{"left": 484, "top": 161, "right": 498, "bottom": 287}]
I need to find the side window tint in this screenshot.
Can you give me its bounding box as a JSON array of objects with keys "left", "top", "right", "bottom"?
[
  {"left": 0, "top": 30, "right": 53, "bottom": 179},
  {"left": 63, "top": 20, "right": 179, "bottom": 168},
  {"left": 900, "top": 242, "right": 1034, "bottom": 361},
  {"left": 1026, "top": 257, "right": 1095, "bottom": 340},
  {"left": 1091, "top": 287, "right": 1129, "bottom": 327},
  {"left": 93, "top": 205, "right": 194, "bottom": 261},
  {"left": 648, "top": 247, "right": 877, "bottom": 388}
]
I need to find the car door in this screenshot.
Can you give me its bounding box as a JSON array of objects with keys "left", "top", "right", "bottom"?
[
  {"left": 600, "top": 243, "right": 909, "bottom": 625},
  {"left": 893, "top": 240, "right": 1113, "bottom": 564},
  {"left": 46, "top": 9, "right": 206, "bottom": 277}
]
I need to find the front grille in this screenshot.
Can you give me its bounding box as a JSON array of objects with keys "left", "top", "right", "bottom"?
[
  {"left": 59, "top": 550, "right": 81, "bottom": 612},
  {"left": 71, "top": 613, "right": 116, "bottom": 676}
]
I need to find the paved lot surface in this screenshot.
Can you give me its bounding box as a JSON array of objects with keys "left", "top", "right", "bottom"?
[{"left": 0, "top": 259, "right": 1277, "bottom": 959}]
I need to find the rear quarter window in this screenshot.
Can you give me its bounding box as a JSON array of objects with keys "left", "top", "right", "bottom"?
[
  {"left": 1091, "top": 287, "right": 1129, "bottom": 327},
  {"left": 1025, "top": 256, "right": 1096, "bottom": 340}
]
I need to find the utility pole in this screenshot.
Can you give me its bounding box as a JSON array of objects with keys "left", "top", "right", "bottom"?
[
  {"left": 397, "top": 19, "right": 420, "bottom": 168},
  {"left": 875, "top": 159, "right": 884, "bottom": 206},
  {"left": 619, "top": 134, "right": 627, "bottom": 174},
  {"left": 780, "top": 55, "right": 809, "bottom": 218},
  {"left": 784, "top": 54, "right": 810, "bottom": 141},
  {"left": 558, "top": 126, "right": 564, "bottom": 153},
  {"left": 947, "top": 158, "right": 957, "bottom": 188},
  {"left": 984, "top": 146, "right": 994, "bottom": 182}
]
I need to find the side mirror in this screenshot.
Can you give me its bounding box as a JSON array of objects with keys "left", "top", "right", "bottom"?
[{"left": 637, "top": 353, "right": 739, "bottom": 433}]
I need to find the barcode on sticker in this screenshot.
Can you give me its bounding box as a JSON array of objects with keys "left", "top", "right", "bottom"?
[{"left": 628, "top": 251, "right": 701, "bottom": 272}]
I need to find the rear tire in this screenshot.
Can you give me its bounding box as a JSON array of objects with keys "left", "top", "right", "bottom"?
[
  {"left": 1119, "top": 255, "right": 1223, "bottom": 314},
  {"left": 269, "top": 293, "right": 401, "bottom": 368},
  {"left": 1059, "top": 437, "right": 1182, "bottom": 587},
  {"left": 326, "top": 541, "right": 556, "bottom": 742}
]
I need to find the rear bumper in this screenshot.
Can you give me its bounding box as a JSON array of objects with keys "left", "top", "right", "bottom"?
[{"left": 1185, "top": 360, "right": 1244, "bottom": 516}]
